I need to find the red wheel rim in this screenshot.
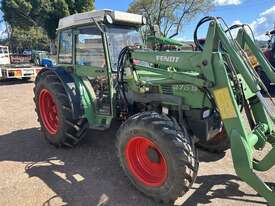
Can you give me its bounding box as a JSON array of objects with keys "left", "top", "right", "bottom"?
[
  {"left": 39, "top": 89, "right": 59, "bottom": 135},
  {"left": 125, "top": 136, "right": 168, "bottom": 187}
]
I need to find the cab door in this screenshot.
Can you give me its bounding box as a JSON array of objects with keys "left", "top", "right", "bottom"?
[{"left": 74, "top": 26, "right": 112, "bottom": 116}]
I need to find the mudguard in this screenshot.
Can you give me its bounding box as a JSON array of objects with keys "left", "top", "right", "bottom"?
[{"left": 36, "top": 67, "right": 84, "bottom": 120}]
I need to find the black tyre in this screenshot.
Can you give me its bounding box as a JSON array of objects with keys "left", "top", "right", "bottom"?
[
  {"left": 34, "top": 70, "right": 88, "bottom": 147},
  {"left": 196, "top": 128, "right": 230, "bottom": 153},
  {"left": 116, "top": 112, "right": 199, "bottom": 204}
]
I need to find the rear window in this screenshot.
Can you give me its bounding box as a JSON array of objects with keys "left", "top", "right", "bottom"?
[{"left": 59, "top": 30, "right": 73, "bottom": 64}]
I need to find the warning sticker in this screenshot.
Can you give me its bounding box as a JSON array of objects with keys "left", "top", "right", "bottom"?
[{"left": 213, "top": 87, "right": 237, "bottom": 120}]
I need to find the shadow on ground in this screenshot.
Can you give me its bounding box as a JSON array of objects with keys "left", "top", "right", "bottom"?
[
  {"left": 0, "top": 78, "right": 33, "bottom": 86},
  {"left": 0, "top": 123, "right": 266, "bottom": 206},
  {"left": 182, "top": 174, "right": 266, "bottom": 205}
]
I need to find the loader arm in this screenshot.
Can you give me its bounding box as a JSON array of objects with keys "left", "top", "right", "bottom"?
[
  {"left": 236, "top": 27, "right": 275, "bottom": 83},
  {"left": 127, "top": 18, "right": 275, "bottom": 204}
]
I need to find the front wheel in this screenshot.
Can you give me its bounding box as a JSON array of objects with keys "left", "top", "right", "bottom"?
[{"left": 116, "top": 112, "right": 199, "bottom": 204}]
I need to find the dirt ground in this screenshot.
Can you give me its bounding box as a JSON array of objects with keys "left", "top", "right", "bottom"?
[{"left": 0, "top": 80, "right": 274, "bottom": 206}]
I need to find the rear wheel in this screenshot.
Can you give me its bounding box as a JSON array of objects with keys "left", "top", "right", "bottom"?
[
  {"left": 34, "top": 70, "right": 88, "bottom": 147},
  {"left": 116, "top": 112, "right": 199, "bottom": 204}
]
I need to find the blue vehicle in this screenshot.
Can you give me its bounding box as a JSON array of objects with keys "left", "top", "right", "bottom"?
[{"left": 32, "top": 50, "right": 56, "bottom": 68}]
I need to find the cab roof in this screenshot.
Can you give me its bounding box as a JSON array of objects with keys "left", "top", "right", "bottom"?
[{"left": 57, "top": 9, "right": 145, "bottom": 31}]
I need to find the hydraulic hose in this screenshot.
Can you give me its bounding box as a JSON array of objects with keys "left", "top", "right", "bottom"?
[
  {"left": 193, "top": 16, "right": 217, "bottom": 51},
  {"left": 116, "top": 47, "right": 132, "bottom": 109},
  {"left": 225, "top": 23, "right": 256, "bottom": 42}
]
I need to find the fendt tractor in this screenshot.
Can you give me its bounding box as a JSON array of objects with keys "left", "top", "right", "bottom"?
[{"left": 34, "top": 10, "right": 275, "bottom": 205}]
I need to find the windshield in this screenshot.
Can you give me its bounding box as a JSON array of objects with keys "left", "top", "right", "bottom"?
[{"left": 106, "top": 25, "right": 143, "bottom": 71}]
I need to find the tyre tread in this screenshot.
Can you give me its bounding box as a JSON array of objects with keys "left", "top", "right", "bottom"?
[
  {"left": 33, "top": 70, "right": 88, "bottom": 148},
  {"left": 116, "top": 112, "right": 199, "bottom": 204}
]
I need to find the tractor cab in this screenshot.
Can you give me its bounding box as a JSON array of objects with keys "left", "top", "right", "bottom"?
[
  {"left": 56, "top": 10, "right": 145, "bottom": 121},
  {"left": 57, "top": 10, "right": 145, "bottom": 70}
]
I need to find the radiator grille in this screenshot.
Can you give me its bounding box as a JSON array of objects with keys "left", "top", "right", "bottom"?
[{"left": 161, "top": 85, "right": 173, "bottom": 95}]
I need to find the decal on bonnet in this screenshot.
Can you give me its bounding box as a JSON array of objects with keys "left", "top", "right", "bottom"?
[{"left": 156, "top": 56, "right": 180, "bottom": 63}]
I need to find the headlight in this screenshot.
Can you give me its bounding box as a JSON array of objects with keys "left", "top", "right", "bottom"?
[{"left": 105, "top": 14, "right": 113, "bottom": 24}]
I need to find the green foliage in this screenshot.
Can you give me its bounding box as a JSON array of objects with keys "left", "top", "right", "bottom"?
[
  {"left": 41, "top": 0, "right": 94, "bottom": 40},
  {"left": 128, "top": 0, "right": 213, "bottom": 38},
  {"left": 1, "top": 0, "right": 34, "bottom": 27},
  {"left": 40, "top": 0, "right": 70, "bottom": 40},
  {"left": 10, "top": 26, "right": 50, "bottom": 53},
  {"left": 1, "top": 0, "right": 95, "bottom": 40},
  {"left": 74, "top": 0, "right": 94, "bottom": 12}
]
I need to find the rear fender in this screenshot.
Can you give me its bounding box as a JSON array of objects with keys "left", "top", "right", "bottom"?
[{"left": 36, "top": 67, "right": 84, "bottom": 120}]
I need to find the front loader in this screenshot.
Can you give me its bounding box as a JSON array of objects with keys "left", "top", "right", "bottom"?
[
  {"left": 34, "top": 10, "right": 275, "bottom": 205},
  {"left": 223, "top": 24, "right": 275, "bottom": 95}
]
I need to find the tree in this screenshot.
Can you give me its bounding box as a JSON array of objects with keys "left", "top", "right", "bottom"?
[
  {"left": 1, "top": 0, "right": 95, "bottom": 53},
  {"left": 9, "top": 26, "right": 50, "bottom": 53},
  {"left": 128, "top": 0, "right": 213, "bottom": 38},
  {"left": 40, "top": 0, "right": 71, "bottom": 52},
  {"left": 1, "top": 0, "right": 35, "bottom": 28}
]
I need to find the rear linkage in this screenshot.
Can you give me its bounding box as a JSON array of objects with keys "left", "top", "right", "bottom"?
[{"left": 124, "top": 17, "right": 275, "bottom": 204}]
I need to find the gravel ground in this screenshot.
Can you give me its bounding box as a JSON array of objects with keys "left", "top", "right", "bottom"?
[{"left": 0, "top": 79, "right": 274, "bottom": 206}]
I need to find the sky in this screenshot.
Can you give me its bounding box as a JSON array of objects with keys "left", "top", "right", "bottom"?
[{"left": 95, "top": 0, "right": 275, "bottom": 41}]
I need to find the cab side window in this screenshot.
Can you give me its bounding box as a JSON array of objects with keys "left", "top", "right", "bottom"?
[
  {"left": 76, "top": 27, "right": 106, "bottom": 68},
  {"left": 59, "top": 30, "right": 73, "bottom": 64}
]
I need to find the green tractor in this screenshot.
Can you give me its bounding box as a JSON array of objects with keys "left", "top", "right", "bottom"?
[{"left": 34, "top": 10, "right": 275, "bottom": 205}]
